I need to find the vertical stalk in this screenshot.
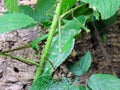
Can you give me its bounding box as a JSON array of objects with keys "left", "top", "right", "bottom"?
[{"left": 34, "top": 0, "right": 63, "bottom": 81}]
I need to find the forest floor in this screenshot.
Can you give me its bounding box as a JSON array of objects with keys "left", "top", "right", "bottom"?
[{"left": 0, "top": 0, "right": 120, "bottom": 90}]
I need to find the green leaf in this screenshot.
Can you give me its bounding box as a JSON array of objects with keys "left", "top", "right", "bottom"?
[
  {"left": 0, "top": 13, "right": 37, "bottom": 33},
  {"left": 93, "top": 10, "right": 100, "bottom": 20},
  {"left": 34, "top": 0, "right": 56, "bottom": 22},
  {"left": 103, "top": 13, "right": 117, "bottom": 26},
  {"left": 67, "top": 51, "right": 92, "bottom": 76},
  {"left": 79, "top": 85, "right": 86, "bottom": 90},
  {"left": 30, "top": 76, "right": 52, "bottom": 90},
  {"left": 80, "top": 0, "right": 120, "bottom": 19},
  {"left": 68, "top": 85, "right": 79, "bottom": 90},
  {"left": 4, "top": 0, "right": 18, "bottom": 12},
  {"left": 101, "top": 33, "right": 107, "bottom": 42},
  {"left": 18, "top": 5, "right": 36, "bottom": 29},
  {"left": 65, "top": 4, "right": 93, "bottom": 20},
  {"left": 30, "top": 76, "right": 80, "bottom": 90},
  {"left": 43, "top": 33, "right": 75, "bottom": 75},
  {"left": 88, "top": 74, "right": 120, "bottom": 90},
  {"left": 42, "top": 16, "right": 87, "bottom": 76},
  {"left": 19, "top": 5, "right": 34, "bottom": 17},
  {"left": 60, "top": 0, "right": 77, "bottom": 14}
]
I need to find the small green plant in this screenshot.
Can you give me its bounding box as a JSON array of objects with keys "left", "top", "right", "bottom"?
[{"left": 0, "top": 0, "right": 120, "bottom": 90}]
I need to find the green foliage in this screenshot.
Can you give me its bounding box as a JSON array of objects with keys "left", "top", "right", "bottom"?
[
  {"left": 103, "top": 13, "right": 117, "bottom": 26},
  {"left": 67, "top": 51, "right": 92, "bottom": 76},
  {"left": 101, "top": 33, "right": 107, "bottom": 42},
  {"left": 30, "top": 76, "right": 52, "bottom": 90},
  {"left": 0, "top": 13, "right": 36, "bottom": 33},
  {"left": 88, "top": 74, "right": 120, "bottom": 90},
  {"left": 94, "top": 13, "right": 117, "bottom": 42},
  {"left": 1, "top": 0, "right": 120, "bottom": 90},
  {"left": 79, "top": 86, "right": 86, "bottom": 90},
  {"left": 80, "top": 0, "right": 120, "bottom": 19},
  {"left": 34, "top": 0, "right": 56, "bottom": 23},
  {"left": 42, "top": 16, "right": 87, "bottom": 76},
  {"left": 60, "top": 0, "right": 77, "bottom": 14},
  {"left": 65, "top": 4, "right": 93, "bottom": 20},
  {"left": 19, "top": 5, "right": 34, "bottom": 17},
  {"left": 4, "top": 0, "right": 18, "bottom": 12},
  {"left": 30, "top": 76, "right": 80, "bottom": 90}
]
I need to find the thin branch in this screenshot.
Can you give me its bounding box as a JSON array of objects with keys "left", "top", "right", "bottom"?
[
  {"left": 0, "top": 52, "right": 40, "bottom": 67},
  {"left": 92, "top": 22, "right": 116, "bottom": 76}
]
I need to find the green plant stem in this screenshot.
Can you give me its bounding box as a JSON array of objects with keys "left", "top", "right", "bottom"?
[
  {"left": 0, "top": 52, "right": 40, "bottom": 67},
  {"left": 34, "top": 0, "right": 63, "bottom": 81}
]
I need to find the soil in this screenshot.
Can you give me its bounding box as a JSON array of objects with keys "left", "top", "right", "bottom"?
[{"left": 0, "top": 1, "right": 120, "bottom": 90}]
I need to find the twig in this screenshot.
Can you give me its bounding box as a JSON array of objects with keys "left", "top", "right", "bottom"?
[
  {"left": 0, "top": 52, "right": 40, "bottom": 67},
  {"left": 92, "top": 22, "right": 116, "bottom": 76}
]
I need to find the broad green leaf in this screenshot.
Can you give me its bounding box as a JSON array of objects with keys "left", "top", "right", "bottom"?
[
  {"left": 4, "top": 0, "right": 18, "bottom": 12},
  {"left": 30, "top": 76, "right": 80, "bottom": 90},
  {"left": 60, "top": 0, "right": 77, "bottom": 14},
  {"left": 19, "top": 5, "right": 34, "bottom": 17},
  {"left": 103, "top": 13, "right": 117, "bottom": 26},
  {"left": 34, "top": 0, "right": 56, "bottom": 22},
  {"left": 42, "top": 16, "right": 87, "bottom": 76},
  {"left": 88, "top": 74, "right": 120, "bottom": 90},
  {"left": 67, "top": 51, "right": 92, "bottom": 76},
  {"left": 18, "top": 5, "right": 36, "bottom": 29},
  {"left": 0, "top": 13, "right": 37, "bottom": 33},
  {"left": 43, "top": 32, "right": 75, "bottom": 75},
  {"left": 80, "top": 0, "right": 120, "bottom": 19}
]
